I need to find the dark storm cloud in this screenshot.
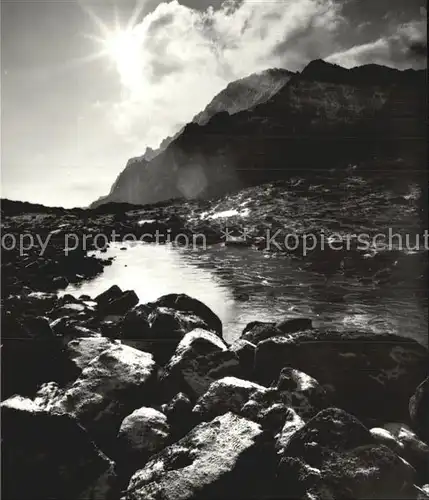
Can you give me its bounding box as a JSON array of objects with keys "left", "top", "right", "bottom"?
[{"left": 408, "top": 41, "right": 428, "bottom": 59}]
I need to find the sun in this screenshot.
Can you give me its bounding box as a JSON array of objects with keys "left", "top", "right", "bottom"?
[
  {"left": 101, "top": 27, "right": 143, "bottom": 89},
  {"left": 81, "top": 3, "right": 146, "bottom": 92}
]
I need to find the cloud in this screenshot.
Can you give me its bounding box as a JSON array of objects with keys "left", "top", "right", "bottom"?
[
  {"left": 327, "top": 17, "right": 427, "bottom": 69},
  {"left": 101, "top": 0, "right": 345, "bottom": 153},
  {"left": 102, "top": 0, "right": 426, "bottom": 157}
]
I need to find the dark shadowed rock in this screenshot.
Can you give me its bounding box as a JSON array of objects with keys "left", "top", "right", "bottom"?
[
  {"left": 276, "top": 407, "right": 417, "bottom": 499},
  {"left": 1, "top": 313, "right": 80, "bottom": 399},
  {"left": 255, "top": 330, "right": 428, "bottom": 423},
  {"left": 1, "top": 395, "right": 116, "bottom": 500},
  {"left": 126, "top": 412, "right": 275, "bottom": 500},
  {"left": 53, "top": 345, "right": 158, "bottom": 449},
  {"left": 105, "top": 290, "right": 139, "bottom": 315},
  {"left": 161, "top": 329, "right": 239, "bottom": 400},
  {"left": 275, "top": 317, "right": 313, "bottom": 334},
  {"left": 148, "top": 294, "right": 223, "bottom": 336},
  {"left": 240, "top": 321, "right": 282, "bottom": 344},
  {"left": 95, "top": 285, "right": 123, "bottom": 307},
  {"left": 410, "top": 377, "right": 429, "bottom": 444},
  {"left": 162, "top": 392, "right": 196, "bottom": 441},
  {"left": 229, "top": 339, "right": 256, "bottom": 378},
  {"left": 284, "top": 408, "right": 374, "bottom": 467}
]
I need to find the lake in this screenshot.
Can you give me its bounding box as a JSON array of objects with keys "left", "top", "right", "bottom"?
[{"left": 61, "top": 242, "right": 427, "bottom": 345}]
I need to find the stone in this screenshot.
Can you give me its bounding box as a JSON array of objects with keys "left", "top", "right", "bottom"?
[
  {"left": 162, "top": 330, "right": 240, "bottom": 400},
  {"left": 126, "top": 412, "right": 275, "bottom": 500},
  {"left": 162, "top": 392, "right": 196, "bottom": 441},
  {"left": 275, "top": 317, "right": 313, "bottom": 334},
  {"left": 148, "top": 294, "right": 223, "bottom": 336},
  {"left": 65, "top": 335, "right": 119, "bottom": 371},
  {"left": 104, "top": 290, "right": 139, "bottom": 316},
  {"left": 284, "top": 408, "right": 374, "bottom": 467},
  {"left": 229, "top": 339, "right": 256, "bottom": 378},
  {"left": 95, "top": 285, "right": 123, "bottom": 307},
  {"left": 118, "top": 407, "right": 170, "bottom": 456},
  {"left": 53, "top": 345, "right": 158, "bottom": 449},
  {"left": 417, "top": 485, "right": 429, "bottom": 500},
  {"left": 276, "top": 407, "right": 306, "bottom": 452},
  {"left": 1, "top": 313, "right": 80, "bottom": 399},
  {"left": 1, "top": 395, "right": 117, "bottom": 500},
  {"left": 276, "top": 408, "right": 417, "bottom": 499},
  {"left": 240, "top": 321, "right": 282, "bottom": 344},
  {"left": 193, "top": 367, "right": 327, "bottom": 429},
  {"left": 193, "top": 377, "right": 267, "bottom": 422},
  {"left": 383, "top": 423, "right": 429, "bottom": 484},
  {"left": 410, "top": 377, "right": 429, "bottom": 444},
  {"left": 255, "top": 330, "right": 428, "bottom": 423}
]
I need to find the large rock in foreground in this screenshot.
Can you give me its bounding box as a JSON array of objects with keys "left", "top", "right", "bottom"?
[
  {"left": 53, "top": 344, "right": 158, "bottom": 447},
  {"left": 126, "top": 412, "right": 274, "bottom": 500},
  {"left": 255, "top": 330, "right": 428, "bottom": 423},
  {"left": 1, "top": 395, "right": 116, "bottom": 500},
  {"left": 277, "top": 408, "right": 417, "bottom": 499}
]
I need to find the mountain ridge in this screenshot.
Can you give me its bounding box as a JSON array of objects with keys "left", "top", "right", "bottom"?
[{"left": 91, "top": 60, "right": 426, "bottom": 208}]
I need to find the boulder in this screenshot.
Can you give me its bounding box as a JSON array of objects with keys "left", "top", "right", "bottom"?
[
  {"left": 275, "top": 317, "right": 313, "bottom": 334},
  {"left": 289, "top": 445, "right": 417, "bottom": 500},
  {"left": 193, "top": 377, "right": 267, "bottom": 422},
  {"left": 147, "top": 294, "right": 223, "bottom": 336},
  {"left": 276, "top": 407, "right": 306, "bottom": 452},
  {"left": 121, "top": 305, "right": 218, "bottom": 365},
  {"left": 193, "top": 368, "right": 327, "bottom": 428},
  {"left": 255, "top": 330, "right": 428, "bottom": 423},
  {"left": 95, "top": 285, "right": 123, "bottom": 307},
  {"left": 1, "top": 395, "right": 116, "bottom": 500},
  {"left": 126, "top": 412, "right": 275, "bottom": 500},
  {"left": 104, "top": 290, "right": 139, "bottom": 315},
  {"left": 1, "top": 313, "right": 80, "bottom": 399},
  {"left": 240, "top": 321, "right": 282, "bottom": 344},
  {"left": 283, "top": 408, "right": 374, "bottom": 467},
  {"left": 229, "top": 339, "right": 256, "bottom": 378},
  {"left": 276, "top": 408, "right": 417, "bottom": 499},
  {"left": 117, "top": 407, "right": 170, "bottom": 483},
  {"left": 118, "top": 407, "right": 170, "bottom": 457},
  {"left": 161, "top": 329, "right": 240, "bottom": 400},
  {"left": 383, "top": 423, "right": 429, "bottom": 484},
  {"left": 53, "top": 345, "right": 158, "bottom": 449},
  {"left": 65, "top": 335, "right": 119, "bottom": 371},
  {"left": 410, "top": 377, "right": 429, "bottom": 444}
]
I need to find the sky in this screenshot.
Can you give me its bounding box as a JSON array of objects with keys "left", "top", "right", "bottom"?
[{"left": 1, "top": 0, "right": 427, "bottom": 207}]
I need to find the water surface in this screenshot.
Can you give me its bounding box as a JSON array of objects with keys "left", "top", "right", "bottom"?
[{"left": 63, "top": 242, "right": 427, "bottom": 345}]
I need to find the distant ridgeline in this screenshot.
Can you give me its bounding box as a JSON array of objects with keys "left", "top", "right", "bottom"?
[{"left": 91, "top": 60, "right": 427, "bottom": 209}]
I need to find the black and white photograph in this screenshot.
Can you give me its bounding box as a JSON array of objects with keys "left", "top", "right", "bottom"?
[{"left": 1, "top": 0, "right": 428, "bottom": 498}]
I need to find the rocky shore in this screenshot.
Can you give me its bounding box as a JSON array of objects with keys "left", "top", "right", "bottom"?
[{"left": 2, "top": 278, "right": 428, "bottom": 499}]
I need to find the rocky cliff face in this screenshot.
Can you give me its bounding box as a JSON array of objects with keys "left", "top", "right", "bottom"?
[{"left": 91, "top": 60, "right": 426, "bottom": 208}]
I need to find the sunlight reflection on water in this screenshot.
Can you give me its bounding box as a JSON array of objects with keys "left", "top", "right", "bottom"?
[{"left": 62, "top": 242, "right": 427, "bottom": 345}]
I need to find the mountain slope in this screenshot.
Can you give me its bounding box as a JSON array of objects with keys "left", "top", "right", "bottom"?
[
  {"left": 91, "top": 68, "right": 294, "bottom": 207},
  {"left": 92, "top": 60, "right": 426, "bottom": 208}
]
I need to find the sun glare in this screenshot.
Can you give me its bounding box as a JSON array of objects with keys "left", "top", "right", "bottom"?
[
  {"left": 102, "top": 28, "right": 143, "bottom": 88},
  {"left": 81, "top": 3, "right": 146, "bottom": 92}
]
